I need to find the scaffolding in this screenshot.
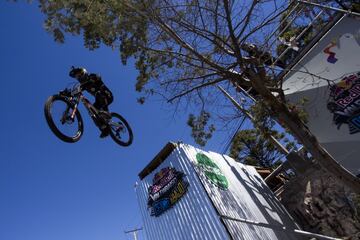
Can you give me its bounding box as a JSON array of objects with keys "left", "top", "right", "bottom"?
[{"left": 257, "top": 0, "right": 359, "bottom": 79}]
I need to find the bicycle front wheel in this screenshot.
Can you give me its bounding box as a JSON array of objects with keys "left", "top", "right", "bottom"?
[
  {"left": 44, "top": 95, "right": 84, "bottom": 143},
  {"left": 109, "top": 112, "right": 133, "bottom": 146}
]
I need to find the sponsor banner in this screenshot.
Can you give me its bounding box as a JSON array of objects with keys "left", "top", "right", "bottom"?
[
  {"left": 195, "top": 152, "right": 229, "bottom": 190},
  {"left": 327, "top": 72, "right": 360, "bottom": 134},
  {"left": 282, "top": 16, "right": 360, "bottom": 174},
  {"left": 147, "top": 167, "right": 189, "bottom": 217}
]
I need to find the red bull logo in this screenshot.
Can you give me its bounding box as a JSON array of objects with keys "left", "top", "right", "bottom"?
[
  {"left": 323, "top": 41, "right": 338, "bottom": 64},
  {"left": 330, "top": 73, "right": 360, "bottom": 99},
  {"left": 327, "top": 72, "right": 360, "bottom": 134}
]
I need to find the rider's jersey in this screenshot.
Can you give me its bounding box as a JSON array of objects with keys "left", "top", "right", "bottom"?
[{"left": 80, "top": 73, "right": 112, "bottom": 98}]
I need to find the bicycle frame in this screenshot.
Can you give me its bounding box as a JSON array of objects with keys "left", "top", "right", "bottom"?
[
  {"left": 62, "top": 85, "right": 101, "bottom": 122},
  {"left": 61, "top": 84, "right": 124, "bottom": 134}
]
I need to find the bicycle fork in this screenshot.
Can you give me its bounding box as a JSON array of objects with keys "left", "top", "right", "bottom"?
[
  {"left": 61, "top": 97, "right": 79, "bottom": 124},
  {"left": 60, "top": 104, "right": 76, "bottom": 124},
  {"left": 70, "top": 104, "right": 78, "bottom": 119}
]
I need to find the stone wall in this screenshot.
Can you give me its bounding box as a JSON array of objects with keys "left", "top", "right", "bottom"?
[{"left": 280, "top": 164, "right": 360, "bottom": 239}]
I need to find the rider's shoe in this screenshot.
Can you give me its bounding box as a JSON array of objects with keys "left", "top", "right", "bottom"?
[
  {"left": 99, "top": 126, "right": 110, "bottom": 138},
  {"left": 100, "top": 131, "right": 110, "bottom": 138}
]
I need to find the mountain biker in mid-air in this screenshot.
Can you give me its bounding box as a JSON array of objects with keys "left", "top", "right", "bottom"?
[{"left": 69, "top": 66, "right": 113, "bottom": 138}]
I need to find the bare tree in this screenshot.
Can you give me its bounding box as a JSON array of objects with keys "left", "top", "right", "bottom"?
[{"left": 35, "top": 0, "right": 360, "bottom": 192}]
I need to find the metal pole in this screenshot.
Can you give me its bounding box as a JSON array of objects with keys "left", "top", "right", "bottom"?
[
  {"left": 217, "top": 85, "right": 289, "bottom": 155},
  {"left": 125, "top": 228, "right": 143, "bottom": 240},
  {"left": 297, "top": 0, "right": 360, "bottom": 17},
  {"left": 219, "top": 214, "right": 342, "bottom": 240}
]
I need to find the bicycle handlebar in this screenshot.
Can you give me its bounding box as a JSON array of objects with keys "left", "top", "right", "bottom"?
[
  {"left": 62, "top": 81, "right": 91, "bottom": 97},
  {"left": 61, "top": 83, "right": 82, "bottom": 97},
  {"left": 72, "top": 83, "right": 85, "bottom": 95}
]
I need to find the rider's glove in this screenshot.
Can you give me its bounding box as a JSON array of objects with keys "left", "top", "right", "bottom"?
[{"left": 60, "top": 88, "right": 71, "bottom": 96}]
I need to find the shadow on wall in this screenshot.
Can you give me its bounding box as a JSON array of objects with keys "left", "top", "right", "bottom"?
[{"left": 216, "top": 155, "right": 301, "bottom": 240}]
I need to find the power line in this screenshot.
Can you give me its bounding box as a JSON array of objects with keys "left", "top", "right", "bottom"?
[{"left": 221, "top": 115, "right": 247, "bottom": 154}]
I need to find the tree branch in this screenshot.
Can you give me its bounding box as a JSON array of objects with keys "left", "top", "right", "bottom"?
[{"left": 168, "top": 77, "right": 227, "bottom": 103}]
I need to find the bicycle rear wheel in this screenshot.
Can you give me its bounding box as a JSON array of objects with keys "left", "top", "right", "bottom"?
[
  {"left": 108, "top": 112, "right": 133, "bottom": 146},
  {"left": 44, "top": 95, "right": 84, "bottom": 143}
]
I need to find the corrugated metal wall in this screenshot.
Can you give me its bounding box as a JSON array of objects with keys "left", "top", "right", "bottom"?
[
  {"left": 137, "top": 143, "right": 304, "bottom": 240},
  {"left": 181, "top": 144, "right": 303, "bottom": 240},
  {"left": 136, "top": 146, "right": 230, "bottom": 240}
]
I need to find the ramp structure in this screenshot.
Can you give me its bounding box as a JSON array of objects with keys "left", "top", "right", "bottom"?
[
  {"left": 282, "top": 13, "right": 360, "bottom": 175},
  {"left": 235, "top": 1, "right": 360, "bottom": 176}
]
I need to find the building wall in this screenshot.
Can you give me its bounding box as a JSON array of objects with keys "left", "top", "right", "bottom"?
[
  {"left": 137, "top": 143, "right": 303, "bottom": 240},
  {"left": 136, "top": 145, "right": 230, "bottom": 240}
]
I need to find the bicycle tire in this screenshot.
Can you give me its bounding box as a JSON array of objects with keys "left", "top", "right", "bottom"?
[
  {"left": 109, "top": 112, "right": 133, "bottom": 146},
  {"left": 44, "top": 95, "right": 84, "bottom": 143}
]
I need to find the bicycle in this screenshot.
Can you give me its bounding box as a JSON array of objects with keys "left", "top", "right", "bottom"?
[{"left": 44, "top": 83, "right": 133, "bottom": 146}]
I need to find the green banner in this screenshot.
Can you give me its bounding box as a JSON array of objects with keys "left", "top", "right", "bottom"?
[{"left": 196, "top": 153, "right": 228, "bottom": 190}]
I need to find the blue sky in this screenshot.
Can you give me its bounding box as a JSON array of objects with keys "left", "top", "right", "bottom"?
[{"left": 0, "top": 2, "right": 237, "bottom": 240}]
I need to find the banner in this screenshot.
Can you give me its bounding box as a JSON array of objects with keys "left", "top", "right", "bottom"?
[{"left": 283, "top": 15, "right": 360, "bottom": 175}]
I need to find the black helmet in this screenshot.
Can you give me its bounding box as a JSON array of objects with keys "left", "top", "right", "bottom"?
[{"left": 69, "top": 67, "right": 87, "bottom": 80}]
